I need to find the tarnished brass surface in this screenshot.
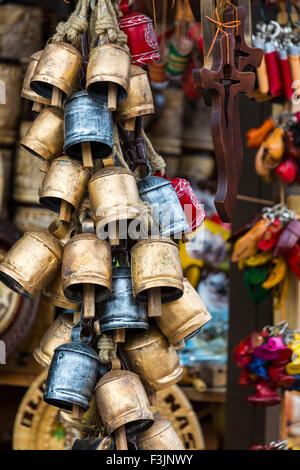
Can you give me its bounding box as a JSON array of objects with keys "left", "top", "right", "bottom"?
[
  {"left": 89, "top": 166, "right": 141, "bottom": 228},
  {"left": 21, "top": 51, "right": 51, "bottom": 105},
  {"left": 43, "top": 269, "right": 79, "bottom": 311},
  {"left": 95, "top": 370, "right": 153, "bottom": 436},
  {"left": 33, "top": 313, "right": 73, "bottom": 368},
  {"left": 122, "top": 325, "right": 183, "bottom": 393},
  {"left": 0, "top": 231, "right": 62, "bottom": 299},
  {"left": 156, "top": 278, "right": 212, "bottom": 346},
  {"left": 31, "top": 42, "right": 82, "bottom": 100},
  {"left": 62, "top": 234, "right": 112, "bottom": 302},
  {"left": 131, "top": 238, "right": 183, "bottom": 303},
  {"left": 0, "top": 62, "right": 22, "bottom": 145},
  {"left": 118, "top": 65, "right": 154, "bottom": 121},
  {"left": 137, "top": 414, "right": 184, "bottom": 450},
  {"left": 20, "top": 108, "right": 64, "bottom": 161}
]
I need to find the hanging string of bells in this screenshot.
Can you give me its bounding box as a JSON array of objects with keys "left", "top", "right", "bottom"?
[{"left": 0, "top": 0, "right": 210, "bottom": 451}]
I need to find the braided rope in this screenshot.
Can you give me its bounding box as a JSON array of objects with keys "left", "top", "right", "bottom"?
[
  {"left": 91, "top": 0, "right": 129, "bottom": 50},
  {"left": 98, "top": 333, "right": 117, "bottom": 364},
  {"left": 52, "top": 0, "right": 90, "bottom": 45}
]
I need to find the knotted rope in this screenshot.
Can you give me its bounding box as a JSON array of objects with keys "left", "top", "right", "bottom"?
[
  {"left": 142, "top": 130, "right": 166, "bottom": 176},
  {"left": 98, "top": 333, "right": 117, "bottom": 364},
  {"left": 52, "top": 0, "right": 91, "bottom": 45},
  {"left": 90, "top": 0, "right": 129, "bottom": 50}
]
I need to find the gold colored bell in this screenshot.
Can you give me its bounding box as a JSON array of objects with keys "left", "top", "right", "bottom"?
[
  {"left": 62, "top": 233, "right": 112, "bottom": 303},
  {"left": 156, "top": 278, "right": 212, "bottom": 349},
  {"left": 86, "top": 44, "right": 131, "bottom": 111},
  {"left": 39, "top": 156, "right": 89, "bottom": 222},
  {"left": 137, "top": 414, "right": 184, "bottom": 450},
  {"left": 31, "top": 42, "right": 82, "bottom": 107},
  {"left": 21, "top": 51, "right": 51, "bottom": 109},
  {"left": 95, "top": 370, "right": 154, "bottom": 436},
  {"left": 20, "top": 107, "right": 64, "bottom": 162},
  {"left": 33, "top": 313, "right": 73, "bottom": 368},
  {"left": 43, "top": 269, "right": 79, "bottom": 311},
  {"left": 121, "top": 325, "right": 183, "bottom": 394},
  {"left": 0, "top": 231, "right": 62, "bottom": 299},
  {"left": 117, "top": 65, "right": 154, "bottom": 126}
]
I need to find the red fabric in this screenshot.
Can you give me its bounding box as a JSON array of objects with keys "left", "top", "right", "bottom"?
[
  {"left": 275, "top": 156, "right": 297, "bottom": 183},
  {"left": 279, "top": 56, "right": 293, "bottom": 100},
  {"left": 265, "top": 50, "right": 283, "bottom": 97}
]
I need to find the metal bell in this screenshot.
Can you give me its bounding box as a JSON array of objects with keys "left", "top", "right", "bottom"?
[
  {"left": 137, "top": 414, "right": 184, "bottom": 450},
  {"left": 20, "top": 107, "right": 64, "bottom": 162},
  {"left": 64, "top": 90, "right": 114, "bottom": 162},
  {"left": 121, "top": 325, "right": 183, "bottom": 394},
  {"left": 33, "top": 313, "right": 73, "bottom": 369},
  {"left": 39, "top": 156, "right": 89, "bottom": 216},
  {"left": 43, "top": 268, "right": 79, "bottom": 311},
  {"left": 97, "top": 266, "right": 148, "bottom": 333},
  {"left": 86, "top": 44, "right": 131, "bottom": 105},
  {"left": 137, "top": 176, "right": 189, "bottom": 238},
  {"left": 95, "top": 370, "right": 154, "bottom": 436},
  {"left": 58, "top": 395, "right": 101, "bottom": 437},
  {"left": 21, "top": 51, "right": 51, "bottom": 108},
  {"left": 156, "top": 278, "right": 212, "bottom": 348},
  {"left": 62, "top": 234, "right": 112, "bottom": 303},
  {"left": 131, "top": 238, "right": 184, "bottom": 303},
  {"left": 31, "top": 42, "right": 82, "bottom": 104},
  {"left": 0, "top": 231, "right": 62, "bottom": 299},
  {"left": 44, "top": 325, "right": 100, "bottom": 412}
]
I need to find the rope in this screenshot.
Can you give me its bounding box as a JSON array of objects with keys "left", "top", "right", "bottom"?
[
  {"left": 91, "top": 0, "right": 129, "bottom": 50},
  {"left": 52, "top": 0, "right": 90, "bottom": 45},
  {"left": 97, "top": 333, "right": 117, "bottom": 364},
  {"left": 142, "top": 130, "right": 166, "bottom": 176},
  {"left": 113, "top": 124, "right": 131, "bottom": 171}
]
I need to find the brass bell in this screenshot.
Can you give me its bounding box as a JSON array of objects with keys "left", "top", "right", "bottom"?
[
  {"left": 21, "top": 51, "right": 51, "bottom": 111},
  {"left": 121, "top": 325, "right": 183, "bottom": 395},
  {"left": 0, "top": 231, "right": 62, "bottom": 299},
  {"left": 31, "top": 42, "right": 82, "bottom": 108},
  {"left": 88, "top": 166, "right": 141, "bottom": 245},
  {"left": 20, "top": 107, "right": 64, "bottom": 162},
  {"left": 156, "top": 278, "right": 212, "bottom": 349},
  {"left": 39, "top": 156, "right": 89, "bottom": 223},
  {"left": 33, "top": 313, "right": 73, "bottom": 368},
  {"left": 43, "top": 268, "right": 79, "bottom": 311},
  {"left": 62, "top": 234, "right": 112, "bottom": 303},
  {"left": 117, "top": 65, "right": 154, "bottom": 131},
  {"left": 95, "top": 370, "right": 154, "bottom": 437},
  {"left": 137, "top": 414, "right": 184, "bottom": 450},
  {"left": 86, "top": 44, "right": 131, "bottom": 111}
]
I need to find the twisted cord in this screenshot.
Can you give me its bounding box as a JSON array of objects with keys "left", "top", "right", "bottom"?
[
  {"left": 142, "top": 130, "right": 166, "bottom": 176},
  {"left": 52, "top": 0, "right": 90, "bottom": 45},
  {"left": 98, "top": 333, "right": 117, "bottom": 364}
]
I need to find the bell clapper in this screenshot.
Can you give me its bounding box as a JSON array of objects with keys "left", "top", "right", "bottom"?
[
  {"left": 83, "top": 283, "right": 95, "bottom": 320},
  {"left": 81, "top": 142, "right": 94, "bottom": 169},
  {"left": 124, "top": 118, "right": 136, "bottom": 132},
  {"left": 113, "top": 328, "right": 125, "bottom": 343},
  {"left": 108, "top": 83, "right": 118, "bottom": 112},
  {"left": 72, "top": 404, "right": 84, "bottom": 420},
  {"left": 114, "top": 425, "right": 128, "bottom": 450},
  {"left": 148, "top": 287, "right": 162, "bottom": 317},
  {"left": 73, "top": 311, "right": 81, "bottom": 324},
  {"left": 32, "top": 102, "right": 43, "bottom": 113},
  {"left": 40, "top": 160, "right": 50, "bottom": 173},
  {"left": 109, "top": 220, "right": 119, "bottom": 246},
  {"left": 59, "top": 200, "right": 72, "bottom": 223},
  {"left": 51, "top": 87, "right": 62, "bottom": 108},
  {"left": 148, "top": 392, "right": 157, "bottom": 406}
]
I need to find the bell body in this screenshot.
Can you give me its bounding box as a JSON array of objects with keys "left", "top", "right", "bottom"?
[
  {"left": 21, "top": 51, "right": 51, "bottom": 105},
  {"left": 131, "top": 238, "right": 184, "bottom": 303},
  {"left": 137, "top": 415, "right": 184, "bottom": 450},
  {"left": 118, "top": 12, "right": 160, "bottom": 66},
  {"left": 44, "top": 341, "right": 100, "bottom": 411},
  {"left": 34, "top": 313, "right": 73, "bottom": 368},
  {"left": 39, "top": 156, "right": 89, "bottom": 214},
  {"left": 62, "top": 234, "right": 112, "bottom": 302},
  {"left": 89, "top": 166, "right": 141, "bottom": 228},
  {"left": 20, "top": 107, "right": 64, "bottom": 161},
  {"left": 31, "top": 42, "right": 82, "bottom": 101},
  {"left": 43, "top": 269, "right": 79, "bottom": 310},
  {"left": 95, "top": 370, "right": 154, "bottom": 436},
  {"left": 122, "top": 326, "right": 183, "bottom": 393},
  {"left": 64, "top": 90, "right": 114, "bottom": 160},
  {"left": 157, "top": 278, "right": 212, "bottom": 346},
  {"left": 97, "top": 266, "right": 148, "bottom": 332},
  {"left": 0, "top": 231, "right": 62, "bottom": 299},
  {"left": 118, "top": 65, "right": 154, "bottom": 121},
  {"left": 137, "top": 176, "right": 189, "bottom": 238},
  {"left": 86, "top": 44, "right": 131, "bottom": 104}
]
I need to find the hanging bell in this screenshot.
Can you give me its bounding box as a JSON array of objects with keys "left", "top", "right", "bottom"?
[
  {"left": 64, "top": 90, "right": 114, "bottom": 167},
  {"left": 156, "top": 278, "right": 212, "bottom": 349},
  {"left": 137, "top": 414, "right": 184, "bottom": 450},
  {"left": 62, "top": 234, "right": 112, "bottom": 303},
  {"left": 137, "top": 176, "right": 189, "bottom": 238},
  {"left": 31, "top": 42, "right": 82, "bottom": 107},
  {"left": 97, "top": 266, "right": 148, "bottom": 333},
  {"left": 44, "top": 324, "right": 100, "bottom": 412},
  {"left": 118, "top": 0, "right": 160, "bottom": 66},
  {"left": 43, "top": 268, "right": 79, "bottom": 311},
  {"left": 21, "top": 51, "right": 51, "bottom": 111},
  {"left": 121, "top": 325, "right": 183, "bottom": 394},
  {"left": 95, "top": 370, "right": 154, "bottom": 436},
  {"left": 39, "top": 156, "right": 89, "bottom": 222},
  {"left": 20, "top": 107, "right": 64, "bottom": 162},
  {"left": 33, "top": 313, "right": 73, "bottom": 369},
  {"left": 0, "top": 231, "right": 62, "bottom": 299}
]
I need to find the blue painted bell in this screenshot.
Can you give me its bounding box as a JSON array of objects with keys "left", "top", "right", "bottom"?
[
  {"left": 97, "top": 266, "right": 148, "bottom": 333},
  {"left": 137, "top": 175, "right": 189, "bottom": 238},
  {"left": 64, "top": 90, "right": 114, "bottom": 165},
  {"left": 43, "top": 323, "right": 100, "bottom": 412}
]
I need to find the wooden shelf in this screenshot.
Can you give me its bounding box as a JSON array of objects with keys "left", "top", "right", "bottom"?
[{"left": 181, "top": 386, "right": 226, "bottom": 403}]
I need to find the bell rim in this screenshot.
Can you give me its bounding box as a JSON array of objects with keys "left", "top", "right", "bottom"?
[
  {"left": 134, "top": 283, "right": 184, "bottom": 304},
  {"left": 63, "top": 280, "right": 112, "bottom": 303},
  {"left": 0, "top": 267, "right": 35, "bottom": 299},
  {"left": 137, "top": 417, "right": 171, "bottom": 442},
  {"left": 20, "top": 136, "right": 54, "bottom": 161},
  {"left": 99, "top": 322, "right": 149, "bottom": 333},
  {"left": 30, "top": 76, "right": 70, "bottom": 100},
  {"left": 157, "top": 311, "right": 212, "bottom": 346},
  {"left": 39, "top": 195, "right": 77, "bottom": 214},
  {"left": 21, "top": 89, "right": 50, "bottom": 105},
  {"left": 86, "top": 80, "right": 128, "bottom": 105},
  {"left": 64, "top": 138, "right": 113, "bottom": 160},
  {"left": 33, "top": 347, "right": 50, "bottom": 369},
  {"left": 94, "top": 207, "right": 141, "bottom": 229},
  {"left": 43, "top": 392, "right": 90, "bottom": 412},
  {"left": 42, "top": 289, "right": 79, "bottom": 310},
  {"left": 118, "top": 104, "right": 155, "bottom": 121}
]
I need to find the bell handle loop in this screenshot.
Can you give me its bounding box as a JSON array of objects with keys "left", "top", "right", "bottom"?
[
  {"left": 111, "top": 357, "right": 122, "bottom": 370},
  {"left": 71, "top": 307, "right": 93, "bottom": 344}
]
